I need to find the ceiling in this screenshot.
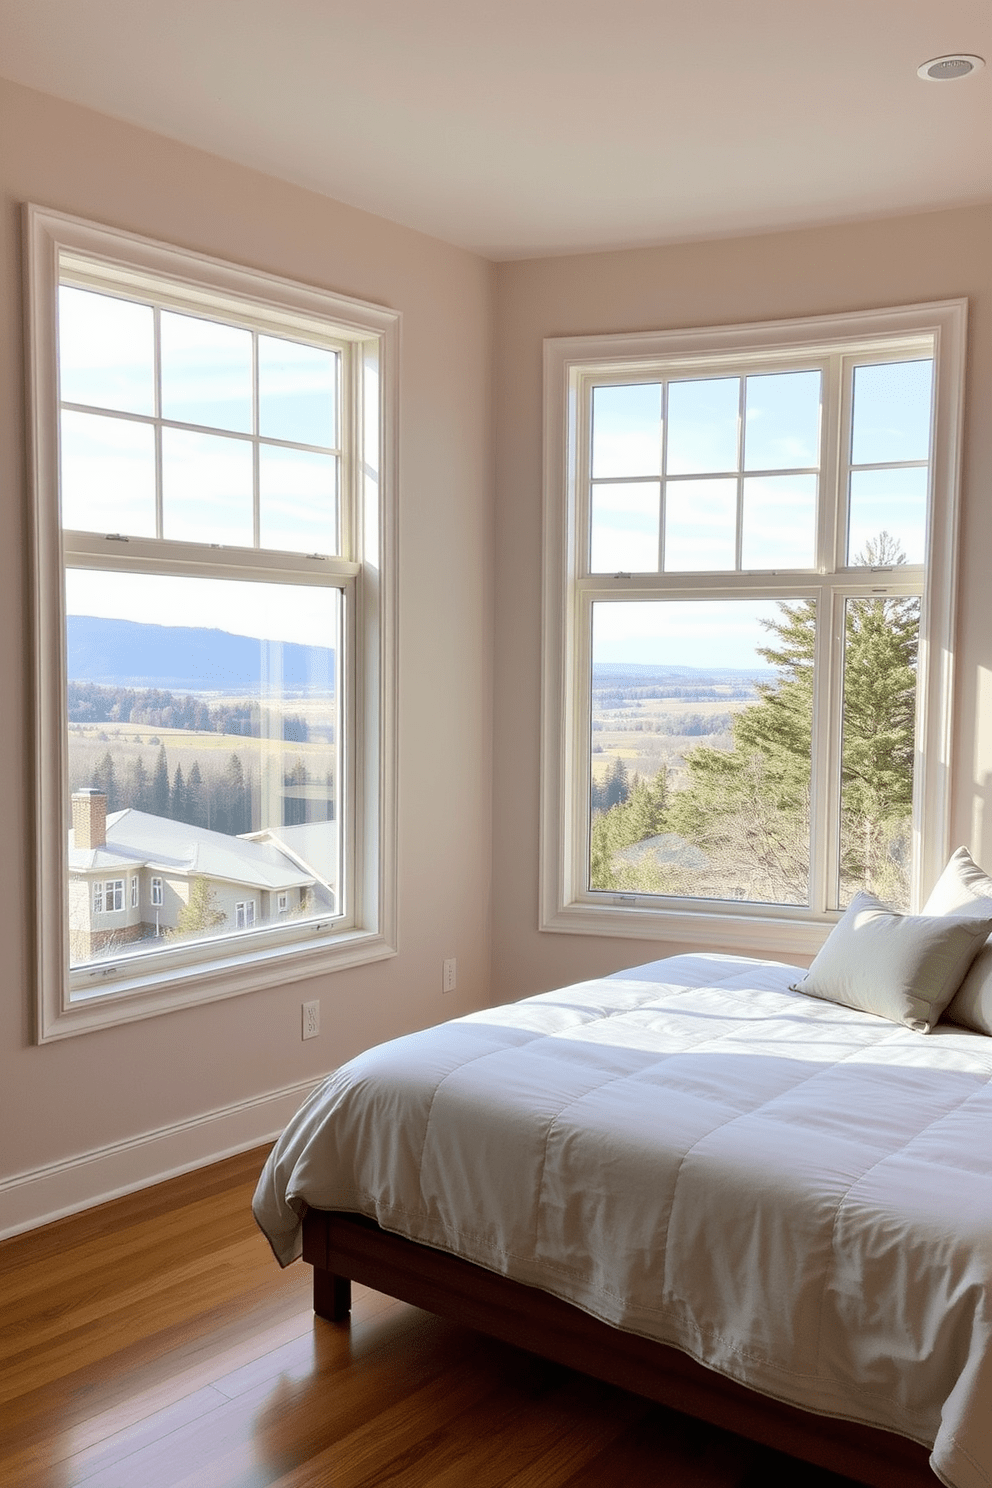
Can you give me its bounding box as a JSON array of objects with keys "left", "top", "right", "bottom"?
[{"left": 0, "top": 0, "right": 988, "bottom": 260}]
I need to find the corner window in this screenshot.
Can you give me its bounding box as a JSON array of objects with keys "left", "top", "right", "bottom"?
[
  {"left": 541, "top": 303, "right": 966, "bottom": 953},
  {"left": 27, "top": 206, "right": 399, "bottom": 1039}
]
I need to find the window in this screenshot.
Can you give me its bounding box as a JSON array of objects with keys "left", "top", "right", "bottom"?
[
  {"left": 277, "top": 892, "right": 289, "bottom": 914},
  {"left": 27, "top": 206, "right": 398, "bottom": 1040},
  {"left": 541, "top": 303, "right": 966, "bottom": 954},
  {"left": 92, "top": 882, "right": 104, "bottom": 915}
]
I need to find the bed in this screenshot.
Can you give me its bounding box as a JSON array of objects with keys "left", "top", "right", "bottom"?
[{"left": 254, "top": 937, "right": 992, "bottom": 1488}]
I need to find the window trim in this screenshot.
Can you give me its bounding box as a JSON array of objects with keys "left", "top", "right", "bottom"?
[
  {"left": 26, "top": 205, "right": 399, "bottom": 1041},
  {"left": 540, "top": 301, "right": 967, "bottom": 955}
]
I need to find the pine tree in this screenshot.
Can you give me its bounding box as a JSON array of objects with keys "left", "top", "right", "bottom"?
[
  {"left": 171, "top": 763, "right": 187, "bottom": 823},
  {"left": 151, "top": 743, "right": 170, "bottom": 817},
  {"left": 186, "top": 759, "right": 207, "bottom": 829},
  {"left": 590, "top": 768, "right": 669, "bottom": 890},
  {"left": 91, "top": 750, "right": 118, "bottom": 812}
]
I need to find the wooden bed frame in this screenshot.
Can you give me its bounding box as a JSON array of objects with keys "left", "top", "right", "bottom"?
[{"left": 303, "top": 1210, "right": 938, "bottom": 1488}]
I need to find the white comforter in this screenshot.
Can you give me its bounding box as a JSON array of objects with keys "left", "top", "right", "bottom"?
[{"left": 253, "top": 953, "right": 992, "bottom": 1488}]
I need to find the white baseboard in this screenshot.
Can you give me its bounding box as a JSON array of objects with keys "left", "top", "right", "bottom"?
[{"left": 0, "top": 1076, "right": 319, "bottom": 1241}]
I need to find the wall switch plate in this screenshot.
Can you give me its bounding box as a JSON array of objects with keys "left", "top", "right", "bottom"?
[
  {"left": 302, "top": 999, "right": 320, "bottom": 1039},
  {"left": 442, "top": 958, "right": 457, "bottom": 994}
]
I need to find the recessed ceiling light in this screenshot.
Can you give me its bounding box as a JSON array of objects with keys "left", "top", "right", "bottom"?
[{"left": 917, "top": 54, "right": 985, "bottom": 81}]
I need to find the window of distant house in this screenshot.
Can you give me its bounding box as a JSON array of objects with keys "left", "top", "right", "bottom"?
[
  {"left": 27, "top": 206, "right": 399, "bottom": 1040},
  {"left": 541, "top": 303, "right": 966, "bottom": 953}
]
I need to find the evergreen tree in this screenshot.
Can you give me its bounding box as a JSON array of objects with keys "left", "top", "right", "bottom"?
[
  {"left": 171, "top": 763, "right": 187, "bottom": 823},
  {"left": 128, "top": 754, "right": 149, "bottom": 812},
  {"left": 215, "top": 752, "right": 249, "bottom": 835},
  {"left": 590, "top": 768, "right": 669, "bottom": 890},
  {"left": 91, "top": 750, "right": 118, "bottom": 812},
  {"left": 151, "top": 743, "right": 170, "bottom": 817},
  {"left": 186, "top": 759, "right": 207, "bottom": 829}
]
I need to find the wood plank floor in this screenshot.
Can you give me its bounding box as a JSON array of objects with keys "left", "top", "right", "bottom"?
[{"left": 0, "top": 1147, "right": 863, "bottom": 1487}]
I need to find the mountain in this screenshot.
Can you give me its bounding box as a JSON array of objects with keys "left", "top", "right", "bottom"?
[
  {"left": 592, "top": 661, "right": 775, "bottom": 688},
  {"left": 67, "top": 616, "right": 335, "bottom": 693}
]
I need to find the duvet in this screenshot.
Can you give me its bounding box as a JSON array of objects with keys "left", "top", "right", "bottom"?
[{"left": 253, "top": 952, "right": 992, "bottom": 1488}]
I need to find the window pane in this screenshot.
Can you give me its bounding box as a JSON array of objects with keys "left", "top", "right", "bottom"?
[
  {"left": 743, "top": 369, "right": 820, "bottom": 471},
  {"left": 741, "top": 474, "right": 817, "bottom": 570},
  {"left": 590, "top": 482, "right": 659, "bottom": 572},
  {"left": 838, "top": 595, "right": 919, "bottom": 910},
  {"left": 847, "top": 467, "right": 928, "bottom": 566},
  {"left": 65, "top": 568, "right": 340, "bottom": 969},
  {"left": 591, "top": 384, "right": 662, "bottom": 479},
  {"left": 664, "top": 478, "right": 736, "bottom": 570},
  {"left": 590, "top": 598, "right": 809, "bottom": 905},
  {"left": 666, "top": 377, "right": 739, "bottom": 475},
  {"left": 259, "top": 446, "right": 338, "bottom": 555},
  {"left": 850, "top": 359, "right": 933, "bottom": 465},
  {"left": 58, "top": 286, "right": 154, "bottom": 416},
  {"left": 162, "top": 428, "right": 254, "bottom": 546},
  {"left": 259, "top": 336, "right": 337, "bottom": 448},
  {"left": 160, "top": 312, "right": 253, "bottom": 433},
  {"left": 60, "top": 410, "right": 157, "bottom": 536}
]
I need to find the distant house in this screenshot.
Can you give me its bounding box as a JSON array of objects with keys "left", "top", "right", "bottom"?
[{"left": 67, "top": 789, "right": 334, "bottom": 962}]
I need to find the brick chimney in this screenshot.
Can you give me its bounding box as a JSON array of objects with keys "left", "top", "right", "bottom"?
[{"left": 72, "top": 789, "right": 107, "bottom": 850}]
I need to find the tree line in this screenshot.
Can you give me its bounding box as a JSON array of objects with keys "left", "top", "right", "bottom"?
[
  {"left": 87, "top": 744, "right": 333, "bottom": 836},
  {"left": 68, "top": 681, "right": 311, "bottom": 742}
]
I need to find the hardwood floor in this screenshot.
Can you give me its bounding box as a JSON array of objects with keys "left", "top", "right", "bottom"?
[{"left": 0, "top": 1148, "right": 861, "bottom": 1487}]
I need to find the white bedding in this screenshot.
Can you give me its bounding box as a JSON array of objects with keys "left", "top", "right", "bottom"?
[{"left": 253, "top": 952, "right": 992, "bottom": 1488}]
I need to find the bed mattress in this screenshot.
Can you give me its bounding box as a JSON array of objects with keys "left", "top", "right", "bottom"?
[{"left": 253, "top": 952, "right": 992, "bottom": 1488}]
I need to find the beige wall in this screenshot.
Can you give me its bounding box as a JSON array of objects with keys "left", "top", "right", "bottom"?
[
  {"left": 491, "top": 204, "right": 992, "bottom": 1002},
  {"left": 0, "top": 77, "right": 494, "bottom": 1220}
]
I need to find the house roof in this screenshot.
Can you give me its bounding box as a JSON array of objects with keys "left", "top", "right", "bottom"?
[
  {"left": 0, "top": 3, "right": 987, "bottom": 258},
  {"left": 69, "top": 809, "right": 317, "bottom": 892},
  {"left": 243, "top": 823, "right": 338, "bottom": 892}
]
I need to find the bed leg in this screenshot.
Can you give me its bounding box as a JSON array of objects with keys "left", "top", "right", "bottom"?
[{"left": 313, "top": 1266, "right": 351, "bottom": 1322}]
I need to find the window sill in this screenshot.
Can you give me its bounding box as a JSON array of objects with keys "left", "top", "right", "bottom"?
[
  {"left": 541, "top": 897, "right": 835, "bottom": 960},
  {"left": 39, "top": 926, "right": 397, "bottom": 1042}
]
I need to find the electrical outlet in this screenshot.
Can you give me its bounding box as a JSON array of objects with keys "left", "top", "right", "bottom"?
[
  {"left": 442, "top": 957, "right": 457, "bottom": 994},
  {"left": 302, "top": 999, "right": 320, "bottom": 1039}
]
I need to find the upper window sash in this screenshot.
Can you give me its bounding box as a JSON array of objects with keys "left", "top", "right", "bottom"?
[{"left": 541, "top": 302, "right": 967, "bottom": 956}]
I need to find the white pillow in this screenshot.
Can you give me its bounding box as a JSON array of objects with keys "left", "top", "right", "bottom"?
[
  {"left": 923, "top": 847, "right": 992, "bottom": 1035},
  {"left": 791, "top": 890, "right": 992, "bottom": 1034}
]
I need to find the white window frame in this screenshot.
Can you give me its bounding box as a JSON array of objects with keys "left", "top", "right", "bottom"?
[
  {"left": 277, "top": 892, "right": 289, "bottom": 915},
  {"left": 130, "top": 875, "right": 139, "bottom": 909},
  {"left": 26, "top": 205, "right": 399, "bottom": 1041},
  {"left": 541, "top": 302, "right": 967, "bottom": 957},
  {"left": 105, "top": 878, "right": 125, "bottom": 913},
  {"left": 235, "top": 900, "right": 256, "bottom": 930},
  {"left": 150, "top": 877, "right": 164, "bottom": 909},
  {"left": 92, "top": 881, "right": 104, "bottom": 915}
]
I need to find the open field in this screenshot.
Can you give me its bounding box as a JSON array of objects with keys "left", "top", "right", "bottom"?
[{"left": 591, "top": 694, "right": 746, "bottom": 786}]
